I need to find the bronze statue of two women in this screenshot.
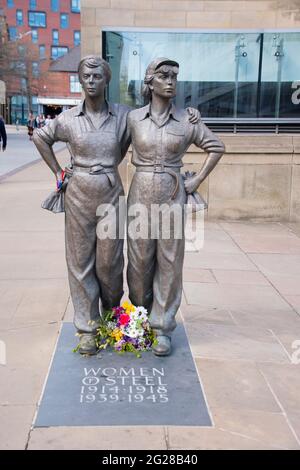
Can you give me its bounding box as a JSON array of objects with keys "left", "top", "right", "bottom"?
[{"left": 33, "top": 55, "right": 225, "bottom": 357}]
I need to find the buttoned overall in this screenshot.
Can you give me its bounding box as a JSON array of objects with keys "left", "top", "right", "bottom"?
[
  {"left": 35, "top": 102, "right": 130, "bottom": 333},
  {"left": 127, "top": 104, "right": 225, "bottom": 337}
]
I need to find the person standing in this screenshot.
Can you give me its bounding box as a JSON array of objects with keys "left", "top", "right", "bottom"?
[
  {"left": 0, "top": 115, "right": 7, "bottom": 152},
  {"left": 27, "top": 112, "right": 36, "bottom": 141},
  {"left": 39, "top": 114, "right": 46, "bottom": 128},
  {"left": 126, "top": 58, "right": 225, "bottom": 356},
  {"left": 45, "top": 115, "right": 51, "bottom": 126}
]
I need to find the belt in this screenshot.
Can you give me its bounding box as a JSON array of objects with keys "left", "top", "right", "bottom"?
[
  {"left": 68, "top": 164, "right": 117, "bottom": 186},
  {"left": 135, "top": 163, "right": 181, "bottom": 200}
]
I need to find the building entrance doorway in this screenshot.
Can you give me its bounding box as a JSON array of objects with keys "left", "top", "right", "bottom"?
[{"left": 43, "top": 105, "right": 62, "bottom": 118}]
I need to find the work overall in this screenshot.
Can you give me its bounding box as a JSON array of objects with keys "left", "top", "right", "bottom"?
[
  {"left": 127, "top": 104, "right": 225, "bottom": 337},
  {"left": 35, "top": 102, "right": 130, "bottom": 333}
]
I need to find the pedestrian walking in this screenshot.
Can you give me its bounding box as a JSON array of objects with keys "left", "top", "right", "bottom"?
[{"left": 0, "top": 115, "right": 7, "bottom": 152}]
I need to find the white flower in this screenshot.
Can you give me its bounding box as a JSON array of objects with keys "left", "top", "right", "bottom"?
[
  {"left": 107, "top": 321, "right": 116, "bottom": 330},
  {"left": 121, "top": 320, "right": 144, "bottom": 338},
  {"left": 131, "top": 306, "right": 148, "bottom": 323},
  {"left": 135, "top": 306, "right": 148, "bottom": 316}
]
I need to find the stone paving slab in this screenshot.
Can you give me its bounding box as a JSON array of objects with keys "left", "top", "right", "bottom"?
[
  {"left": 258, "top": 363, "right": 300, "bottom": 414},
  {"left": 212, "top": 269, "right": 270, "bottom": 286},
  {"left": 229, "top": 308, "right": 300, "bottom": 331},
  {"left": 283, "top": 295, "right": 300, "bottom": 314},
  {"left": 184, "top": 251, "right": 257, "bottom": 271},
  {"left": 0, "top": 279, "right": 69, "bottom": 329},
  {"left": 0, "top": 324, "right": 60, "bottom": 406},
  {"left": 195, "top": 358, "right": 280, "bottom": 413},
  {"left": 185, "top": 322, "right": 290, "bottom": 363},
  {"left": 198, "top": 229, "right": 243, "bottom": 254},
  {"left": 209, "top": 408, "right": 299, "bottom": 450},
  {"left": 249, "top": 253, "right": 300, "bottom": 276},
  {"left": 0, "top": 231, "right": 65, "bottom": 255},
  {"left": 220, "top": 221, "right": 292, "bottom": 236},
  {"left": 182, "top": 268, "right": 216, "bottom": 283},
  {"left": 288, "top": 412, "right": 300, "bottom": 443},
  {"left": 28, "top": 426, "right": 168, "bottom": 450},
  {"left": 221, "top": 223, "right": 300, "bottom": 254},
  {"left": 167, "top": 426, "right": 278, "bottom": 450},
  {"left": 268, "top": 330, "right": 300, "bottom": 363},
  {"left": 183, "top": 281, "right": 290, "bottom": 311},
  {"left": 0, "top": 252, "right": 68, "bottom": 280},
  {"left": 180, "top": 304, "right": 235, "bottom": 326},
  {"left": 167, "top": 409, "right": 300, "bottom": 450},
  {"left": 0, "top": 405, "right": 35, "bottom": 450}
]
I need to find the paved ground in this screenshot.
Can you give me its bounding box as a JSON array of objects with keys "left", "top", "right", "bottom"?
[
  {"left": 0, "top": 148, "right": 300, "bottom": 449},
  {"left": 0, "top": 126, "right": 66, "bottom": 179}
]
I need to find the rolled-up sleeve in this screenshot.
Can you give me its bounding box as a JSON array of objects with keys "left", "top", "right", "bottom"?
[
  {"left": 34, "top": 115, "right": 67, "bottom": 146},
  {"left": 193, "top": 120, "right": 225, "bottom": 154}
]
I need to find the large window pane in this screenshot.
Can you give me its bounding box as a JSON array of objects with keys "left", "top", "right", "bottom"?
[
  {"left": 260, "top": 33, "right": 300, "bottom": 118},
  {"left": 104, "top": 30, "right": 300, "bottom": 120}
]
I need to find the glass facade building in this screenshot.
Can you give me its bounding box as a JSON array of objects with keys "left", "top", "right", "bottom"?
[{"left": 103, "top": 30, "right": 300, "bottom": 129}]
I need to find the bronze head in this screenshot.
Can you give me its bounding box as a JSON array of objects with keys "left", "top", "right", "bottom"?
[{"left": 142, "top": 57, "right": 179, "bottom": 100}]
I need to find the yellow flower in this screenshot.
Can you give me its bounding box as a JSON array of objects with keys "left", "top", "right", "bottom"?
[
  {"left": 121, "top": 301, "right": 136, "bottom": 315},
  {"left": 111, "top": 328, "right": 123, "bottom": 342}
]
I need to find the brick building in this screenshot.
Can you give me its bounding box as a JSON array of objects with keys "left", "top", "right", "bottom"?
[
  {"left": 2, "top": 0, "right": 81, "bottom": 123},
  {"left": 38, "top": 44, "right": 82, "bottom": 118}
]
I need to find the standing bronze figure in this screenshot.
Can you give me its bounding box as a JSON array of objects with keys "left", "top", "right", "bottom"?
[
  {"left": 127, "top": 58, "right": 225, "bottom": 356},
  {"left": 33, "top": 56, "right": 131, "bottom": 354}
]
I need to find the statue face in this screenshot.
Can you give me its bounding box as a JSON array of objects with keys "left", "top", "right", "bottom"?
[
  {"left": 80, "top": 64, "right": 106, "bottom": 98},
  {"left": 150, "top": 65, "right": 177, "bottom": 99}
]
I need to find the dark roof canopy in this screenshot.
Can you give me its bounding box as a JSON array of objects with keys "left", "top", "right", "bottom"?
[{"left": 49, "top": 46, "right": 81, "bottom": 72}]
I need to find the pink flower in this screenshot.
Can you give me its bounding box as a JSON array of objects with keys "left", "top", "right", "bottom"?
[{"left": 119, "top": 313, "right": 130, "bottom": 326}]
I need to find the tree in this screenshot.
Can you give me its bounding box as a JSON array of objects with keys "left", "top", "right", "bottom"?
[{"left": 0, "top": 19, "right": 42, "bottom": 119}]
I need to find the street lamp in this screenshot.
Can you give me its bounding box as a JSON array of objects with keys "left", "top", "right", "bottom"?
[{"left": 14, "top": 31, "right": 33, "bottom": 124}]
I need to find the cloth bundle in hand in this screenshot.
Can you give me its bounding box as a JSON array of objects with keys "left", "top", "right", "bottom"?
[
  {"left": 184, "top": 171, "right": 208, "bottom": 213},
  {"left": 41, "top": 169, "right": 71, "bottom": 213}
]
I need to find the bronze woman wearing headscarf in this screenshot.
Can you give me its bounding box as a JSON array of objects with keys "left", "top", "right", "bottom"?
[{"left": 127, "top": 58, "right": 225, "bottom": 356}]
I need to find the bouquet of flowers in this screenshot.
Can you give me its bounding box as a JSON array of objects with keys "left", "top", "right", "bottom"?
[{"left": 95, "top": 302, "right": 157, "bottom": 357}]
